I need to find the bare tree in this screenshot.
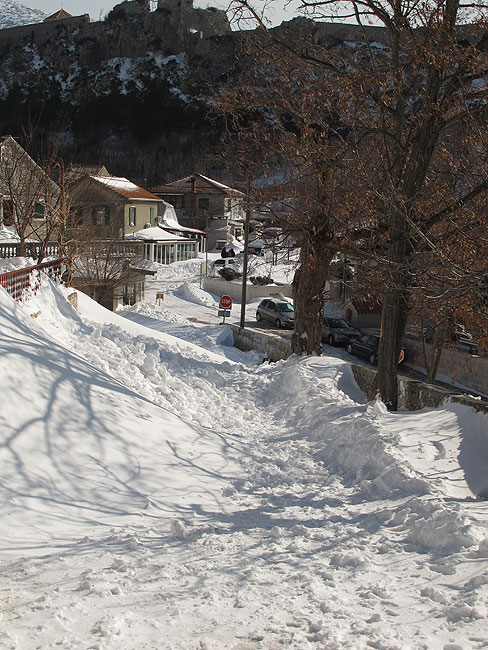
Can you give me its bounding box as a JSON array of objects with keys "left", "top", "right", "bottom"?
[
  {"left": 224, "top": 0, "right": 488, "bottom": 408},
  {"left": 0, "top": 135, "right": 63, "bottom": 262},
  {"left": 214, "top": 43, "right": 361, "bottom": 354}
]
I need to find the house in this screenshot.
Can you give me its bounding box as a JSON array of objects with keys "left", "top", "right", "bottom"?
[
  {"left": 66, "top": 163, "right": 111, "bottom": 186},
  {"left": 156, "top": 203, "right": 207, "bottom": 254},
  {"left": 0, "top": 135, "right": 61, "bottom": 250},
  {"left": 125, "top": 225, "right": 201, "bottom": 265},
  {"left": 341, "top": 296, "right": 382, "bottom": 329},
  {"left": 71, "top": 252, "right": 156, "bottom": 311},
  {"left": 68, "top": 172, "right": 206, "bottom": 255},
  {"left": 68, "top": 174, "right": 163, "bottom": 238},
  {"left": 150, "top": 173, "right": 245, "bottom": 250}
]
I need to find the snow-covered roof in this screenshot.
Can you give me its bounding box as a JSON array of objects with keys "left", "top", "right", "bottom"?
[
  {"left": 159, "top": 209, "right": 206, "bottom": 236},
  {"left": 0, "top": 225, "right": 20, "bottom": 242},
  {"left": 125, "top": 226, "right": 189, "bottom": 242},
  {"left": 91, "top": 176, "right": 160, "bottom": 202}
]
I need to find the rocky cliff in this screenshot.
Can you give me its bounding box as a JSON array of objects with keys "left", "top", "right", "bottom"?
[{"left": 0, "top": 1, "right": 384, "bottom": 185}]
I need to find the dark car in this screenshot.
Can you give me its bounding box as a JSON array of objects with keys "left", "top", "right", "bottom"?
[
  {"left": 256, "top": 298, "right": 294, "bottom": 328},
  {"left": 347, "top": 335, "right": 406, "bottom": 365},
  {"left": 322, "top": 316, "right": 360, "bottom": 346}
]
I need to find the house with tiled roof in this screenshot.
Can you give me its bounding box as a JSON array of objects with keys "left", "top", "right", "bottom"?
[
  {"left": 341, "top": 295, "right": 382, "bottom": 329},
  {"left": 151, "top": 173, "right": 245, "bottom": 250},
  {"left": 68, "top": 174, "right": 162, "bottom": 238}
]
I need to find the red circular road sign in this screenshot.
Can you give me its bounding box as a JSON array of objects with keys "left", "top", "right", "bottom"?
[{"left": 219, "top": 295, "right": 232, "bottom": 309}]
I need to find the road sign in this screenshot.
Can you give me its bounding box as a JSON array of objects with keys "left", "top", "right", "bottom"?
[
  {"left": 219, "top": 295, "right": 232, "bottom": 309},
  {"left": 218, "top": 309, "right": 231, "bottom": 317}
]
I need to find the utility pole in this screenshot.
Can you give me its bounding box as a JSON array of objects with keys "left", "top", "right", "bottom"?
[{"left": 240, "top": 179, "right": 251, "bottom": 329}]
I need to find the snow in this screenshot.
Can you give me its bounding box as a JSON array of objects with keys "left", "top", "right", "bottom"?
[
  {"left": 0, "top": 0, "right": 45, "bottom": 29},
  {"left": 1, "top": 258, "right": 488, "bottom": 649},
  {"left": 0, "top": 225, "right": 20, "bottom": 242},
  {"left": 125, "top": 226, "right": 187, "bottom": 241},
  {"left": 91, "top": 175, "right": 157, "bottom": 197}
]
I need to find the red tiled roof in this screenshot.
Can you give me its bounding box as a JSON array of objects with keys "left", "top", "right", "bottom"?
[
  {"left": 347, "top": 295, "right": 382, "bottom": 313},
  {"left": 91, "top": 176, "right": 160, "bottom": 201},
  {"left": 44, "top": 9, "right": 73, "bottom": 21}
]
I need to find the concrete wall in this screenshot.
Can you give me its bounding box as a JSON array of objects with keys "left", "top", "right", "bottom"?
[
  {"left": 229, "top": 324, "right": 292, "bottom": 362},
  {"left": 203, "top": 277, "right": 292, "bottom": 302},
  {"left": 404, "top": 338, "right": 488, "bottom": 396}
]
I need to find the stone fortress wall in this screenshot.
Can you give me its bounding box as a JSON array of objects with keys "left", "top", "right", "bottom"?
[
  {"left": 0, "top": 0, "right": 232, "bottom": 59},
  {"left": 0, "top": 0, "right": 393, "bottom": 64},
  {"left": 0, "top": 14, "right": 90, "bottom": 52}
]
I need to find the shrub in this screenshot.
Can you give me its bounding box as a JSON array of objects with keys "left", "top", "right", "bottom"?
[
  {"left": 250, "top": 275, "right": 273, "bottom": 285},
  {"left": 219, "top": 267, "right": 242, "bottom": 281}
]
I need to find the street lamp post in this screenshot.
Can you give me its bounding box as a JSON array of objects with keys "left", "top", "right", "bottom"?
[{"left": 240, "top": 180, "right": 251, "bottom": 329}]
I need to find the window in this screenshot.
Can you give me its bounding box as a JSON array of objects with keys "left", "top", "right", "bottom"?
[
  {"left": 69, "top": 206, "right": 83, "bottom": 226},
  {"left": 198, "top": 197, "right": 209, "bottom": 211},
  {"left": 150, "top": 206, "right": 155, "bottom": 225},
  {"left": 122, "top": 283, "right": 137, "bottom": 306},
  {"left": 129, "top": 206, "right": 136, "bottom": 227},
  {"left": 33, "top": 202, "right": 45, "bottom": 220},
  {"left": 226, "top": 198, "right": 232, "bottom": 211},
  {"left": 92, "top": 206, "right": 108, "bottom": 226}
]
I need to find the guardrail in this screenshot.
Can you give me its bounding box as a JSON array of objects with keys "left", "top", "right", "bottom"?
[
  {"left": 0, "top": 259, "right": 65, "bottom": 301},
  {"left": 0, "top": 241, "right": 59, "bottom": 259}
]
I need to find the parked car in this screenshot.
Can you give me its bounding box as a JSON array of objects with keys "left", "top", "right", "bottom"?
[
  {"left": 256, "top": 298, "right": 294, "bottom": 328},
  {"left": 212, "top": 258, "right": 236, "bottom": 270},
  {"left": 322, "top": 316, "right": 360, "bottom": 346},
  {"left": 346, "top": 334, "right": 406, "bottom": 365},
  {"left": 423, "top": 325, "right": 479, "bottom": 354}
]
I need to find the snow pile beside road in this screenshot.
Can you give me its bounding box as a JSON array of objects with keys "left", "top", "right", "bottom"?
[
  {"left": 174, "top": 281, "right": 218, "bottom": 307},
  {"left": 130, "top": 300, "right": 189, "bottom": 323},
  {"left": 155, "top": 257, "right": 203, "bottom": 280}
]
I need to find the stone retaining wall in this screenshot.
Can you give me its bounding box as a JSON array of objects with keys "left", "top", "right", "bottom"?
[
  {"left": 229, "top": 324, "right": 292, "bottom": 362},
  {"left": 229, "top": 324, "right": 488, "bottom": 413},
  {"left": 404, "top": 338, "right": 488, "bottom": 397}
]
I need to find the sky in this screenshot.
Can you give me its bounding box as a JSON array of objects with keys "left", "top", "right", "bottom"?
[
  {"left": 1, "top": 253, "right": 488, "bottom": 648},
  {"left": 25, "top": 0, "right": 298, "bottom": 25}
]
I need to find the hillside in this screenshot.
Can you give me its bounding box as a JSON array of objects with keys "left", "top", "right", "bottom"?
[
  {"left": 0, "top": 2, "right": 386, "bottom": 184},
  {"left": 0, "top": 0, "right": 45, "bottom": 29},
  {"left": 1, "top": 263, "right": 488, "bottom": 648}
]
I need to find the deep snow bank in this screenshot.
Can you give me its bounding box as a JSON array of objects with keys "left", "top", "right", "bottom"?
[
  {"left": 253, "top": 357, "right": 488, "bottom": 553},
  {"left": 2, "top": 276, "right": 488, "bottom": 650},
  {"left": 0, "top": 284, "right": 245, "bottom": 552}
]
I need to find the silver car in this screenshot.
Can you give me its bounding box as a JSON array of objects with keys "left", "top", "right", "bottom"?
[{"left": 256, "top": 298, "right": 294, "bottom": 328}]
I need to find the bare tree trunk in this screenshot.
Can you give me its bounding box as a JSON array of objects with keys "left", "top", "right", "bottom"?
[
  {"left": 426, "top": 342, "right": 443, "bottom": 385},
  {"left": 377, "top": 205, "right": 410, "bottom": 409},
  {"left": 292, "top": 240, "right": 334, "bottom": 355},
  {"left": 378, "top": 289, "right": 409, "bottom": 409}
]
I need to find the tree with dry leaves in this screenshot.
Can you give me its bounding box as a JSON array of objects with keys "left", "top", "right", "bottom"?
[
  {"left": 223, "top": 0, "right": 488, "bottom": 408},
  {"left": 215, "top": 42, "right": 363, "bottom": 354}
]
